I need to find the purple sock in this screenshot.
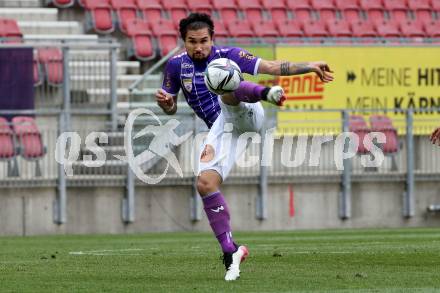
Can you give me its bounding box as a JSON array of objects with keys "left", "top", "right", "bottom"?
[
  {"left": 233, "top": 81, "right": 267, "bottom": 103},
  {"left": 202, "top": 191, "right": 236, "bottom": 253}
]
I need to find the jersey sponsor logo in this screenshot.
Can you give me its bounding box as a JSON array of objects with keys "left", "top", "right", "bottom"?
[
  {"left": 211, "top": 205, "right": 224, "bottom": 213},
  {"left": 182, "top": 62, "right": 194, "bottom": 69},
  {"left": 239, "top": 50, "right": 255, "bottom": 60},
  {"left": 181, "top": 73, "right": 194, "bottom": 78},
  {"left": 195, "top": 72, "right": 204, "bottom": 77},
  {"left": 183, "top": 78, "right": 193, "bottom": 92}
]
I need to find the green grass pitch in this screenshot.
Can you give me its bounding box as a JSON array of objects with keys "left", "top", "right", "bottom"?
[{"left": 1, "top": 228, "right": 440, "bottom": 292}]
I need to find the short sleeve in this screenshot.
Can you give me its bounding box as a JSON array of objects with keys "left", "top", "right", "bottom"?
[
  {"left": 161, "top": 58, "right": 180, "bottom": 96},
  {"left": 225, "top": 47, "right": 260, "bottom": 76}
]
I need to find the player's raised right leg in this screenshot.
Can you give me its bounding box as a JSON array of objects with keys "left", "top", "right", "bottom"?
[{"left": 224, "top": 81, "right": 286, "bottom": 106}]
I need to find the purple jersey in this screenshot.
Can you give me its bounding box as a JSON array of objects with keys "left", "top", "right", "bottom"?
[{"left": 161, "top": 46, "right": 260, "bottom": 128}]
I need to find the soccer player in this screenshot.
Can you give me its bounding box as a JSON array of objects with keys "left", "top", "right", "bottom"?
[
  {"left": 431, "top": 127, "right": 440, "bottom": 145},
  {"left": 156, "top": 13, "right": 334, "bottom": 281}
]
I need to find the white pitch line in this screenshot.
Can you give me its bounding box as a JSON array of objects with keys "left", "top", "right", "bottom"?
[{"left": 69, "top": 248, "right": 147, "bottom": 255}]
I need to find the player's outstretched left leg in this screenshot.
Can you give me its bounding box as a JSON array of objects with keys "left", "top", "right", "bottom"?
[{"left": 232, "top": 81, "right": 286, "bottom": 106}]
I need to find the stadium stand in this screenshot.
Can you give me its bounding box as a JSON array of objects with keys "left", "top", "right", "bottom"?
[
  {"left": 384, "top": 0, "right": 410, "bottom": 23},
  {"left": 186, "top": 0, "right": 212, "bottom": 16},
  {"left": 226, "top": 19, "right": 255, "bottom": 39},
  {"left": 0, "top": 18, "right": 23, "bottom": 42},
  {"left": 237, "top": 0, "right": 264, "bottom": 24},
  {"left": 335, "top": 0, "right": 362, "bottom": 22},
  {"left": 212, "top": 0, "right": 240, "bottom": 22},
  {"left": 287, "top": 0, "right": 313, "bottom": 22},
  {"left": 399, "top": 20, "right": 426, "bottom": 38},
  {"left": 162, "top": 0, "right": 187, "bottom": 27},
  {"left": 250, "top": 20, "right": 279, "bottom": 39},
  {"left": 150, "top": 18, "right": 179, "bottom": 56},
  {"left": 37, "top": 47, "right": 63, "bottom": 86},
  {"left": 408, "top": 0, "right": 433, "bottom": 21},
  {"left": 11, "top": 116, "right": 46, "bottom": 177},
  {"left": 262, "top": 0, "right": 288, "bottom": 23},
  {"left": 311, "top": 0, "right": 337, "bottom": 20}
]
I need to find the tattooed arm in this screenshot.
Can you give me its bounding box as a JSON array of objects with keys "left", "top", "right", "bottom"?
[{"left": 258, "top": 60, "right": 334, "bottom": 83}]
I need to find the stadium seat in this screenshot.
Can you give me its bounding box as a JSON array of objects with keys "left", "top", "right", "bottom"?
[
  {"left": 37, "top": 48, "right": 63, "bottom": 86},
  {"left": 360, "top": 0, "right": 385, "bottom": 21},
  {"left": 125, "top": 19, "right": 156, "bottom": 61},
  {"left": 186, "top": 0, "right": 213, "bottom": 15},
  {"left": 46, "top": 0, "right": 75, "bottom": 8},
  {"left": 262, "top": 0, "right": 288, "bottom": 23},
  {"left": 287, "top": 0, "right": 313, "bottom": 22},
  {"left": 237, "top": 0, "right": 264, "bottom": 24},
  {"left": 335, "top": 0, "right": 362, "bottom": 22},
  {"left": 384, "top": 0, "right": 410, "bottom": 23},
  {"left": 373, "top": 19, "right": 401, "bottom": 38},
  {"left": 12, "top": 116, "right": 46, "bottom": 177},
  {"left": 151, "top": 19, "right": 179, "bottom": 56},
  {"left": 213, "top": 20, "right": 229, "bottom": 39},
  {"left": 83, "top": 0, "right": 114, "bottom": 34},
  {"left": 302, "top": 20, "right": 328, "bottom": 37},
  {"left": 326, "top": 19, "right": 352, "bottom": 37},
  {"left": 250, "top": 20, "right": 279, "bottom": 39},
  {"left": 110, "top": 0, "right": 138, "bottom": 34},
  {"left": 0, "top": 18, "right": 23, "bottom": 43},
  {"left": 369, "top": 115, "right": 399, "bottom": 155},
  {"left": 423, "top": 20, "right": 440, "bottom": 38},
  {"left": 136, "top": 0, "right": 162, "bottom": 22},
  {"left": 408, "top": 0, "right": 433, "bottom": 21},
  {"left": 432, "top": 0, "right": 440, "bottom": 11},
  {"left": 311, "top": 0, "right": 337, "bottom": 20},
  {"left": 0, "top": 117, "right": 19, "bottom": 177},
  {"left": 349, "top": 115, "right": 371, "bottom": 155},
  {"left": 162, "top": 0, "right": 188, "bottom": 27},
  {"left": 275, "top": 19, "right": 304, "bottom": 38},
  {"left": 350, "top": 21, "right": 376, "bottom": 38},
  {"left": 399, "top": 20, "right": 425, "bottom": 38},
  {"left": 226, "top": 20, "right": 254, "bottom": 38},
  {"left": 212, "top": 0, "right": 240, "bottom": 22}
]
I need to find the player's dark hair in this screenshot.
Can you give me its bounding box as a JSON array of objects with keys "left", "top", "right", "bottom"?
[{"left": 179, "top": 13, "right": 214, "bottom": 40}]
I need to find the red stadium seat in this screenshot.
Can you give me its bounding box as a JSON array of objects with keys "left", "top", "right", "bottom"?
[
  {"left": 423, "top": 20, "right": 440, "bottom": 38},
  {"left": 360, "top": 0, "right": 385, "bottom": 21},
  {"left": 125, "top": 19, "right": 156, "bottom": 60},
  {"left": 0, "top": 117, "right": 18, "bottom": 177},
  {"left": 151, "top": 19, "right": 179, "bottom": 56},
  {"left": 186, "top": 0, "right": 213, "bottom": 15},
  {"left": 110, "top": 0, "right": 137, "bottom": 34},
  {"left": 136, "top": 0, "right": 162, "bottom": 22},
  {"left": 0, "top": 117, "right": 15, "bottom": 160},
  {"left": 162, "top": 0, "right": 188, "bottom": 27},
  {"left": 373, "top": 19, "right": 401, "bottom": 38},
  {"left": 12, "top": 116, "right": 46, "bottom": 177},
  {"left": 0, "top": 18, "right": 23, "bottom": 42},
  {"left": 287, "top": 0, "right": 313, "bottom": 22},
  {"left": 226, "top": 20, "right": 254, "bottom": 38},
  {"left": 350, "top": 21, "right": 376, "bottom": 38},
  {"left": 250, "top": 20, "right": 278, "bottom": 38},
  {"left": 275, "top": 19, "right": 304, "bottom": 38},
  {"left": 432, "top": 0, "right": 440, "bottom": 11},
  {"left": 384, "top": 0, "right": 410, "bottom": 22},
  {"left": 213, "top": 20, "right": 229, "bottom": 39},
  {"left": 335, "top": 0, "right": 362, "bottom": 22},
  {"left": 326, "top": 19, "right": 352, "bottom": 37},
  {"left": 369, "top": 115, "right": 399, "bottom": 154},
  {"left": 349, "top": 115, "right": 371, "bottom": 154},
  {"left": 399, "top": 20, "right": 425, "bottom": 37},
  {"left": 47, "top": 0, "right": 75, "bottom": 8},
  {"left": 212, "top": 0, "right": 240, "bottom": 22},
  {"left": 237, "top": 0, "right": 264, "bottom": 24},
  {"left": 262, "top": 0, "right": 288, "bottom": 23},
  {"left": 37, "top": 48, "right": 63, "bottom": 86},
  {"left": 302, "top": 20, "right": 328, "bottom": 37},
  {"left": 408, "top": 0, "right": 433, "bottom": 21},
  {"left": 311, "top": 0, "right": 337, "bottom": 20},
  {"left": 83, "top": 0, "right": 114, "bottom": 34}
]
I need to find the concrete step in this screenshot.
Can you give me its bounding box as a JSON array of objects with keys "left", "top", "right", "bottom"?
[
  {"left": 0, "top": 0, "right": 41, "bottom": 7},
  {"left": 18, "top": 21, "right": 82, "bottom": 35},
  {"left": 0, "top": 8, "right": 58, "bottom": 21},
  {"left": 86, "top": 88, "right": 132, "bottom": 104},
  {"left": 69, "top": 61, "right": 141, "bottom": 75},
  {"left": 72, "top": 160, "right": 128, "bottom": 176}
]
